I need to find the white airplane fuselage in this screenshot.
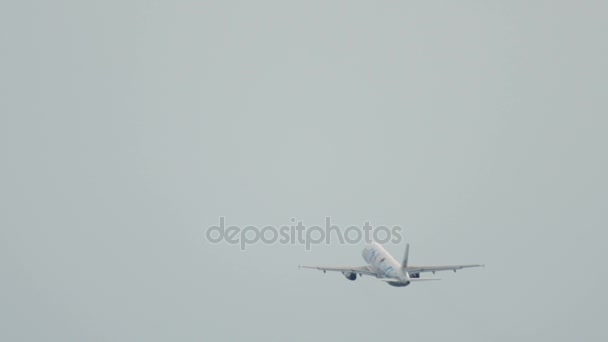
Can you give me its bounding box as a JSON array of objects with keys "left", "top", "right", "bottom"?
[{"left": 362, "top": 242, "right": 410, "bottom": 287}]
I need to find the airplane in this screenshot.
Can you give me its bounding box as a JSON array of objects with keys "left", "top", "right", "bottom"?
[{"left": 300, "top": 242, "right": 483, "bottom": 287}]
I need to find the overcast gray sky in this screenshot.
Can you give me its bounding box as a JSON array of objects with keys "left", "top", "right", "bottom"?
[{"left": 1, "top": 1, "right": 607, "bottom": 341}]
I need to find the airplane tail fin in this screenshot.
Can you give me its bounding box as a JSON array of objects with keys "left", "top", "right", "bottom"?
[{"left": 401, "top": 243, "right": 409, "bottom": 270}]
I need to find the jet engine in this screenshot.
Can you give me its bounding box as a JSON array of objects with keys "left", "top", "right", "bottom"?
[{"left": 342, "top": 272, "right": 357, "bottom": 281}]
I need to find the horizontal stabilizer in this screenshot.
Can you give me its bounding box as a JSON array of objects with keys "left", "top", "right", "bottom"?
[{"left": 378, "top": 278, "right": 440, "bottom": 283}]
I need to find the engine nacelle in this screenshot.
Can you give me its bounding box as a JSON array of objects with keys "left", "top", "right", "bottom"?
[
  {"left": 409, "top": 272, "right": 420, "bottom": 278},
  {"left": 342, "top": 272, "right": 357, "bottom": 281}
]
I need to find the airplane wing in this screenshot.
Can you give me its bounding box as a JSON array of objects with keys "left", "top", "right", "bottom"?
[
  {"left": 299, "top": 265, "right": 378, "bottom": 277},
  {"left": 405, "top": 264, "right": 483, "bottom": 273}
]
